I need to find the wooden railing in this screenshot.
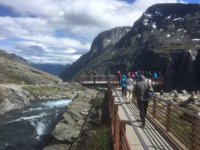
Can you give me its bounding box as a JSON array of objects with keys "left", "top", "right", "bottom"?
[
  {"left": 79, "top": 76, "right": 200, "bottom": 149},
  {"left": 78, "top": 75, "right": 164, "bottom": 86},
  {"left": 107, "top": 84, "right": 131, "bottom": 150},
  {"left": 78, "top": 75, "right": 118, "bottom": 84},
  {"left": 151, "top": 76, "right": 165, "bottom": 86},
  {"left": 146, "top": 97, "right": 200, "bottom": 150}
]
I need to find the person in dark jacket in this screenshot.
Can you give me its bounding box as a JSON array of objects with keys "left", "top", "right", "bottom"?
[
  {"left": 134, "top": 75, "right": 152, "bottom": 128},
  {"left": 92, "top": 68, "right": 97, "bottom": 83}
]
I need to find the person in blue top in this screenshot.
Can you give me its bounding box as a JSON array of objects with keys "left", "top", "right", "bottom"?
[
  {"left": 120, "top": 75, "right": 127, "bottom": 97},
  {"left": 153, "top": 72, "right": 158, "bottom": 79}
]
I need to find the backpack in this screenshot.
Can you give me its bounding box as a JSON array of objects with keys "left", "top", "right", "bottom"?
[{"left": 146, "top": 79, "right": 154, "bottom": 99}]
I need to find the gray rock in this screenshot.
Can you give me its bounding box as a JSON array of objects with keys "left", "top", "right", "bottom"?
[
  {"left": 181, "top": 90, "right": 188, "bottom": 95},
  {"left": 52, "top": 122, "right": 81, "bottom": 142},
  {"left": 76, "top": 119, "right": 85, "bottom": 127},
  {"left": 43, "top": 144, "right": 70, "bottom": 150},
  {"left": 160, "top": 90, "right": 164, "bottom": 95},
  {"left": 80, "top": 109, "right": 88, "bottom": 115},
  {"left": 171, "top": 90, "right": 178, "bottom": 95},
  {"left": 62, "top": 113, "right": 76, "bottom": 125}
]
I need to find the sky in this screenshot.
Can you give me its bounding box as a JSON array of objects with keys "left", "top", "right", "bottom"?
[{"left": 0, "top": 0, "right": 199, "bottom": 64}]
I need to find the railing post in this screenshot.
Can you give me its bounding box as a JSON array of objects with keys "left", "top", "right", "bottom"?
[
  {"left": 114, "top": 106, "right": 120, "bottom": 150},
  {"left": 111, "top": 96, "right": 115, "bottom": 137},
  {"left": 120, "top": 121, "right": 126, "bottom": 150},
  {"left": 191, "top": 117, "right": 196, "bottom": 150},
  {"left": 152, "top": 97, "right": 156, "bottom": 118},
  {"left": 166, "top": 103, "right": 171, "bottom": 132}
]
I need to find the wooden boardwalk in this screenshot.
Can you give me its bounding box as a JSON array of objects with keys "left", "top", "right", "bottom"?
[
  {"left": 113, "top": 89, "right": 176, "bottom": 150},
  {"left": 80, "top": 77, "right": 200, "bottom": 150}
]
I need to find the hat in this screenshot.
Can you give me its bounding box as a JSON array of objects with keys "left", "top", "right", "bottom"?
[{"left": 122, "top": 75, "right": 126, "bottom": 78}]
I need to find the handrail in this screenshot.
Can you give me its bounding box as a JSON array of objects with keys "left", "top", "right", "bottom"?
[
  {"left": 78, "top": 75, "right": 118, "bottom": 83},
  {"left": 146, "top": 95, "right": 200, "bottom": 150},
  {"left": 107, "top": 83, "right": 131, "bottom": 150},
  {"left": 81, "top": 77, "right": 199, "bottom": 149},
  {"left": 108, "top": 79, "right": 148, "bottom": 149},
  {"left": 78, "top": 75, "right": 164, "bottom": 86},
  {"left": 114, "top": 88, "right": 149, "bottom": 150}
]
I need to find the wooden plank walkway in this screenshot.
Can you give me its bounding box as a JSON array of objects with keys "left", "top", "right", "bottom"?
[{"left": 113, "top": 90, "right": 176, "bottom": 150}]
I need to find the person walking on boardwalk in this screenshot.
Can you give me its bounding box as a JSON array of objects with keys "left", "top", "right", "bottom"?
[
  {"left": 153, "top": 71, "right": 158, "bottom": 79},
  {"left": 134, "top": 75, "right": 153, "bottom": 128},
  {"left": 116, "top": 70, "right": 122, "bottom": 86},
  {"left": 116, "top": 70, "right": 122, "bottom": 81},
  {"left": 92, "top": 68, "right": 97, "bottom": 83},
  {"left": 120, "top": 75, "right": 127, "bottom": 97},
  {"left": 126, "top": 73, "right": 136, "bottom": 103}
]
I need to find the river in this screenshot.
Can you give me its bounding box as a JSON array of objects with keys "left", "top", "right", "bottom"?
[{"left": 0, "top": 99, "right": 72, "bottom": 150}]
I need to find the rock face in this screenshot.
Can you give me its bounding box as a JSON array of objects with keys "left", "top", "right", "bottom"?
[
  {"left": 60, "top": 27, "right": 131, "bottom": 81},
  {"left": 43, "top": 88, "right": 99, "bottom": 150},
  {"left": 0, "top": 84, "right": 34, "bottom": 114},
  {"left": 0, "top": 83, "right": 89, "bottom": 115},
  {"left": 61, "top": 3, "right": 200, "bottom": 90}
]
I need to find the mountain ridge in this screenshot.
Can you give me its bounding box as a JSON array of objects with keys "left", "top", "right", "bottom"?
[
  {"left": 61, "top": 3, "right": 200, "bottom": 90},
  {"left": 0, "top": 49, "right": 62, "bottom": 84},
  {"left": 31, "top": 63, "right": 69, "bottom": 76}
]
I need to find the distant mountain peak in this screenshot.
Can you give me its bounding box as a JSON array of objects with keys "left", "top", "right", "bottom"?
[
  {"left": 61, "top": 3, "right": 200, "bottom": 90},
  {"left": 31, "top": 63, "right": 70, "bottom": 76}
]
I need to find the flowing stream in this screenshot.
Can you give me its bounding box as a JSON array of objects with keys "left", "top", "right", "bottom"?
[{"left": 0, "top": 99, "right": 72, "bottom": 150}]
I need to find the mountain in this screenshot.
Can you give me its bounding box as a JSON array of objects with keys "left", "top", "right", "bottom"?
[
  {"left": 60, "top": 3, "right": 200, "bottom": 90},
  {"left": 0, "top": 50, "right": 62, "bottom": 84},
  {"left": 31, "top": 63, "right": 70, "bottom": 76},
  {"left": 60, "top": 26, "right": 131, "bottom": 80},
  {"left": 0, "top": 50, "right": 30, "bottom": 65}
]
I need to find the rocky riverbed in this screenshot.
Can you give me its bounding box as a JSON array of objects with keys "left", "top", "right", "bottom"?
[
  {"left": 0, "top": 83, "right": 86, "bottom": 115},
  {"left": 0, "top": 83, "right": 106, "bottom": 150},
  {"left": 155, "top": 90, "right": 200, "bottom": 115},
  {"left": 43, "top": 88, "right": 101, "bottom": 150}
]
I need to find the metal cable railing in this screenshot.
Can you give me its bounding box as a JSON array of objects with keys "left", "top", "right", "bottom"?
[
  {"left": 146, "top": 96, "right": 200, "bottom": 150},
  {"left": 109, "top": 79, "right": 200, "bottom": 150},
  {"left": 80, "top": 76, "right": 199, "bottom": 150},
  {"left": 114, "top": 89, "right": 149, "bottom": 150},
  {"left": 108, "top": 79, "right": 149, "bottom": 150},
  {"left": 107, "top": 83, "right": 131, "bottom": 150}
]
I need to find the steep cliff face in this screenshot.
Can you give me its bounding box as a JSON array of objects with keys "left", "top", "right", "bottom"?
[
  {"left": 60, "top": 27, "right": 131, "bottom": 80},
  {"left": 61, "top": 3, "right": 200, "bottom": 90}
]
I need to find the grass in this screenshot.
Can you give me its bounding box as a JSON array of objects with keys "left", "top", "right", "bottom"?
[
  {"left": 0, "top": 66, "right": 25, "bottom": 84},
  {"left": 90, "top": 96, "right": 104, "bottom": 109},
  {"left": 23, "top": 85, "right": 69, "bottom": 96},
  {"left": 83, "top": 125, "right": 113, "bottom": 150}
]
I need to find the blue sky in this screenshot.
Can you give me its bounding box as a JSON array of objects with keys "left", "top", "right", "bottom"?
[{"left": 0, "top": 0, "right": 199, "bottom": 64}]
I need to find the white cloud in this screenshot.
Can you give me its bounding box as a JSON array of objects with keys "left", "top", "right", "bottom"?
[{"left": 0, "top": 0, "right": 182, "bottom": 64}]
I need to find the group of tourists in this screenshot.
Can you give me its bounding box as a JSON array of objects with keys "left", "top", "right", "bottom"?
[
  {"left": 117, "top": 70, "right": 154, "bottom": 128},
  {"left": 117, "top": 70, "right": 160, "bottom": 82}
]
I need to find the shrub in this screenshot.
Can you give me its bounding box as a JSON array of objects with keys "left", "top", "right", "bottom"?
[{"left": 85, "top": 125, "right": 113, "bottom": 150}]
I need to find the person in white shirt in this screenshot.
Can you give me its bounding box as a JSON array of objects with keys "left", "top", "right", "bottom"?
[{"left": 126, "top": 73, "right": 136, "bottom": 103}]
